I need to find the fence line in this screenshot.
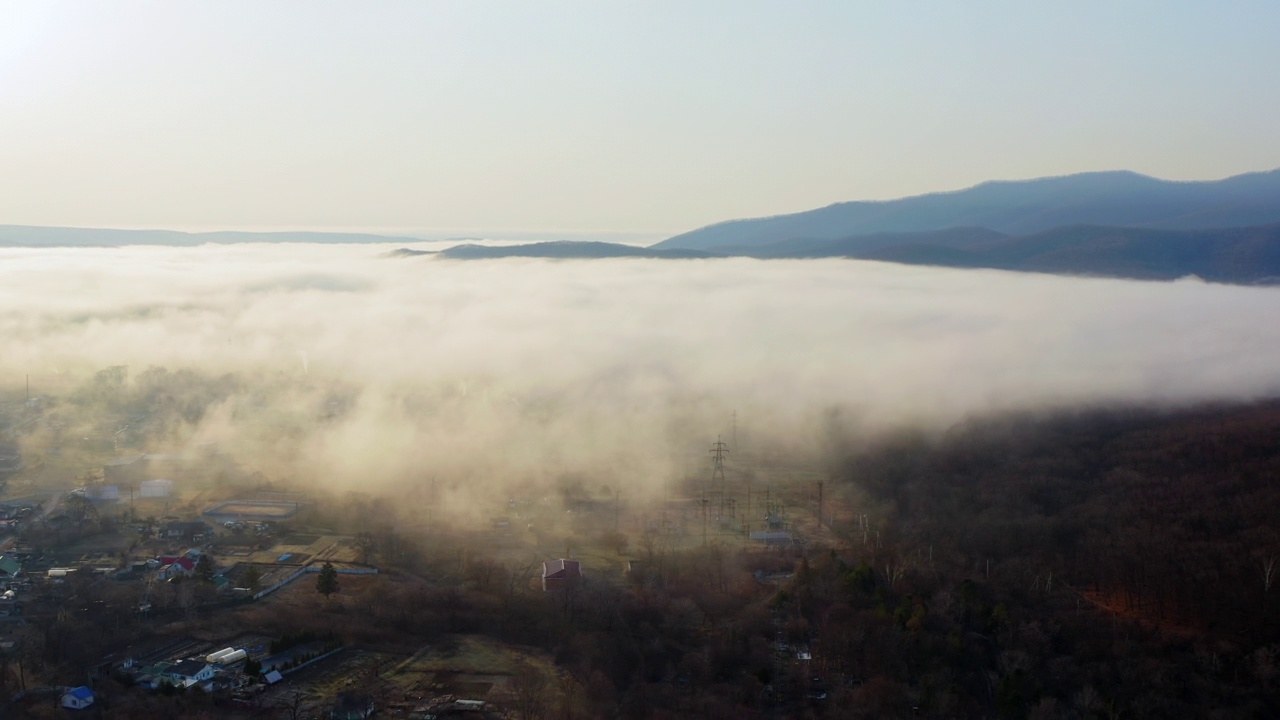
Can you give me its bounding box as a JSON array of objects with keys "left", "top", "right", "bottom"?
[{"left": 251, "top": 563, "right": 377, "bottom": 600}]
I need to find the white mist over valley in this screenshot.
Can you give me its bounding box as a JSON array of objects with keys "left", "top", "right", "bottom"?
[{"left": 3, "top": 243, "right": 1278, "bottom": 511}]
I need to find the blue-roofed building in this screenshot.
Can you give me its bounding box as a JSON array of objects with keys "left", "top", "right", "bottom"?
[
  {"left": 61, "top": 685, "right": 95, "bottom": 709},
  {"left": 0, "top": 554, "right": 20, "bottom": 579}
]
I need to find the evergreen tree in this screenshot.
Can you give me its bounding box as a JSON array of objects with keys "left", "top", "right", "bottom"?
[
  {"left": 243, "top": 565, "right": 262, "bottom": 594},
  {"left": 316, "top": 562, "right": 339, "bottom": 599},
  {"left": 195, "top": 554, "right": 214, "bottom": 583}
]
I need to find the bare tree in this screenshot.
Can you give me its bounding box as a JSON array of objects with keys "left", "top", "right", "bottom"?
[
  {"left": 511, "top": 662, "right": 551, "bottom": 720},
  {"left": 884, "top": 559, "right": 907, "bottom": 589},
  {"left": 639, "top": 527, "right": 657, "bottom": 561},
  {"left": 506, "top": 560, "right": 537, "bottom": 598},
  {"left": 277, "top": 690, "right": 309, "bottom": 720},
  {"left": 355, "top": 531, "right": 377, "bottom": 565}
]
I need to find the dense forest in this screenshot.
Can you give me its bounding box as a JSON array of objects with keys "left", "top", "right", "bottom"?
[{"left": 818, "top": 401, "right": 1280, "bottom": 718}]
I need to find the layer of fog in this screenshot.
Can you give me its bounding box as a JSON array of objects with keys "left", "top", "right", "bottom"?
[{"left": 3, "top": 243, "right": 1280, "bottom": 511}]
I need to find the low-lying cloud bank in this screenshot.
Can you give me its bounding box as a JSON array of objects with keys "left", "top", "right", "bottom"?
[{"left": 3, "top": 243, "right": 1280, "bottom": 507}]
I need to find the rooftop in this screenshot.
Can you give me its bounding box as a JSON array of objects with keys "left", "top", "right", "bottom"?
[
  {"left": 543, "top": 559, "right": 581, "bottom": 577},
  {"left": 168, "top": 659, "right": 210, "bottom": 677}
]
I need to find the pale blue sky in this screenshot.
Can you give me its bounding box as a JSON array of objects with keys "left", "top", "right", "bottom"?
[{"left": 2, "top": 1, "right": 1278, "bottom": 235}]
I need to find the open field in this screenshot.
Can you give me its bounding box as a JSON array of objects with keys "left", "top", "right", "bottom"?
[
  {"left": 204, "top": 500, "right": 301, "bottom": 521},
  {"left": 231, "top": 532, "right": 362, "bottom": 566}
]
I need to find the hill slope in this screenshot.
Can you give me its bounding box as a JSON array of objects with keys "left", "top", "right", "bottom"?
[
  {"left": 654, "top": 169, "right": 1280, "bottom": 251},
  {"left": 733, "top": 226, "right": 1009, "bottom": 259},
  {"left": 854, "top": 223, "right": 1280, "bottom": 283}
]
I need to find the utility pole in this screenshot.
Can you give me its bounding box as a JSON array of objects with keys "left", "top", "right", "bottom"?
[
  {"left": 614, "top": 490, "right": 620, "bottom": 533},
  {"left": 700, "top": 495, "right": 709, "bottom": 546},
  {"left": 817, "top": 481, "right": 824, "bottom": 529}
]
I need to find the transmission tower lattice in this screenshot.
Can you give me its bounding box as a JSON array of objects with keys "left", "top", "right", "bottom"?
[
  {"left": 710, "top": 435, "right": 729, "bottom": 520},
  {"left": 710, "top": 436, "right": 729, "bottom": 482}
]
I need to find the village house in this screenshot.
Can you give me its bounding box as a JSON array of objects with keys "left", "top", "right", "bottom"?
[
  {"left": 165, "top": 659, "right": 215, "bottom": 687},
  {"left": 0, "top": 554, "right": 20, "bottom": 580},
  {"left": 541, "top": 558, "right": 582, "bottom": 592},
  {"left": 61, "top": 686, "right": 95, "bottom": 710},
  {"left": 132, "top": 661, "right": 172, "bottom": 690},
  {"left": 156, "top": 555, "right": 197, "bottom": 580},
  {"left": 159, "top": 520, "right": 211, "bottom": 542}
]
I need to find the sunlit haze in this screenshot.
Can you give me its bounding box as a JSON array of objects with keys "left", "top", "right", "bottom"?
[
  {"left": 3, "top": 1, "right": 1279, "bottom": 234},
  {"left": 7, "top": 5, "right": 1280, "bottom": 716},
  {"left": 4, "top": 245, "right": 1280, "bottom": 512}
]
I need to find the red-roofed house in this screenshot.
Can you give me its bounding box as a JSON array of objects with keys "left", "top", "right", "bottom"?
[
  {"left": 541, "top": 559, "right": 581, "bottom": 592},
  {"left": 157, "top": 556, "right": 196, "bottom": 580}
]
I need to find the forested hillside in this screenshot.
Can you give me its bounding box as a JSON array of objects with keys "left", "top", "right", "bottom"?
[{"left": 812, "top": 401, "right": 1280, "bottom": 717}]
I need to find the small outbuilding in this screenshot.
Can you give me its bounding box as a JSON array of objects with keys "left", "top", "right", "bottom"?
[
  {"left": 140, "top": 478, "right": 175, "bottom": 498},
  {"left": 61, "top": 686, "right": 95, "bottom": 710},
  {"left": 749, "top": 530, "right": 793, "bottom": 546},
  {"left": 541, "top": 558, "right": 582, "bottom": 592}
]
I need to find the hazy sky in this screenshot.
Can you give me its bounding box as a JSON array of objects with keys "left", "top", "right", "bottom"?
[{"left": 3, "top": 2, "right": 1278, "bottom": 235}]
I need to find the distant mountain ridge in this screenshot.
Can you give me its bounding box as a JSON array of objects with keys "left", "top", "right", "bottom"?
[
  {"left": 435, "top": 241, "right": 717, "bottom": 260},
  {"left": 427, "top": 222, "right": 1280, "bottom": 284},
  {"left": 0, "top": 225, "right": 423, "bottom": 247},
  {"left": 10, "top": 168, "right": 1280, "bottom": 285},
  {"left": 653, "top": 169, "right": 1280, "bottom": 251}
]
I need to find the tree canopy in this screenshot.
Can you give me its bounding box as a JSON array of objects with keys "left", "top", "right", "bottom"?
[{"left": 316, "top": 562, "right": 339, "bottom": 599}]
